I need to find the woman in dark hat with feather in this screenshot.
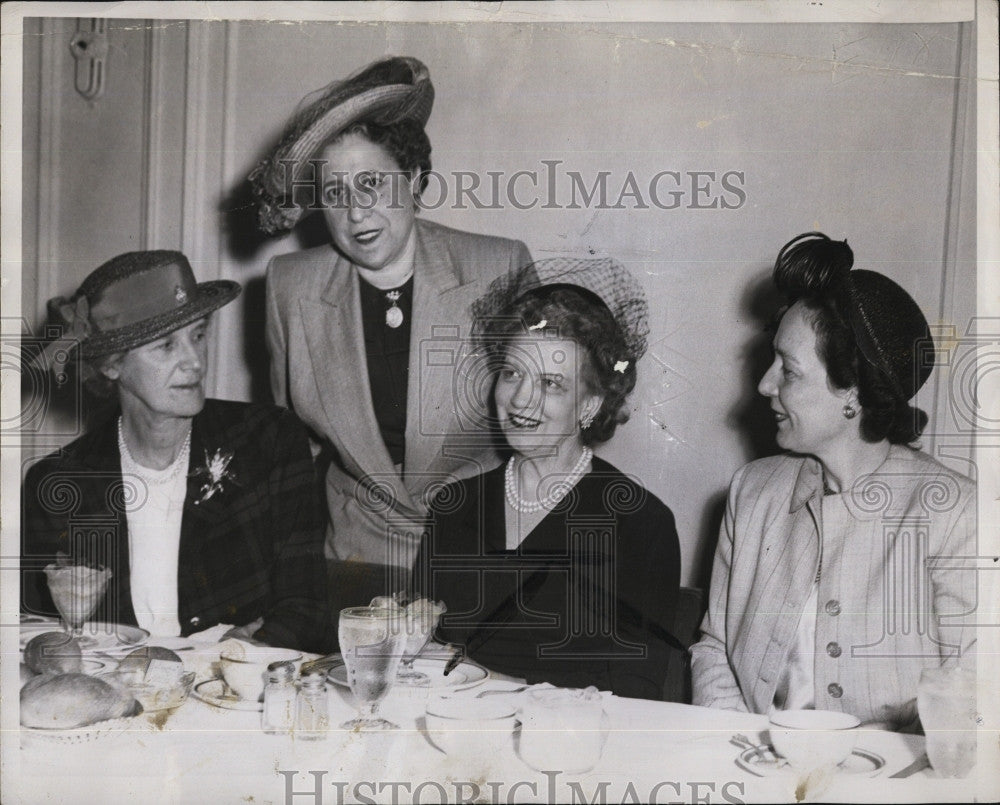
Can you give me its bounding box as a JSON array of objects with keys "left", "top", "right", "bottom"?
[
  {"left": 691, "top": 233, "right": 976, "bottom": 729},
  {"left": 21, "top": 251, "right": 331, "bottom": 653},
  {"left": 251, "top": 57, "right": 532, "bottom": 572}
]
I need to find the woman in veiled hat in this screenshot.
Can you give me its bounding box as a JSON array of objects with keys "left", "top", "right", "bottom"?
[
  {"left": 251, "top": 57, "right": 531, "bottom": 572},
  {"left": 411, "top": 258, "right": 682, "bottom": 701},
  {"left": 21, "top": 251, "right": 331, "bottom": 653},
  {"left": 691, "top": 233, "right": 976, "bottom": 729}
]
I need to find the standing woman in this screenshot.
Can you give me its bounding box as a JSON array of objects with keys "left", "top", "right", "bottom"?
[
  {"left": 22, "top": 251, "right": 331, "bottom": 653},
  {"left": 691, "top": 233, "right": 976, "bottom": 728},
  {"left": 251, "top": 57, "right": 531, "bottom": 570},
  {"left": 413, "top": 259, "right": 682, "bottom": 700}
]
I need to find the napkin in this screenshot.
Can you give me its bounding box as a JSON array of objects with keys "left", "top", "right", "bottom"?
[{"left": 188, "top": 624, "right": 235, "bottom": 645}]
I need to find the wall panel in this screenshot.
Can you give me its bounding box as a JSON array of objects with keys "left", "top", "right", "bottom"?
[{"left": 22, "top": 20, "right": 976, "bottom": 585}]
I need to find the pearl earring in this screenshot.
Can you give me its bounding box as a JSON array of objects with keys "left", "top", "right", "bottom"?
[{"left": 843, "top": 404, "right": 858, "bottom": 420}]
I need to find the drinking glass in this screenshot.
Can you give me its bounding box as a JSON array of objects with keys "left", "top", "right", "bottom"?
[
  {"left": 917, "top": 667, "right": 977, "bottom": 778},
  {"left": 338, "top": 606, "right": 406, "bottom": 730},
  {"left": 397, "top": 601, "right": 445, "bottom": 686},
  {"left": 44, "top": 564, "right": 112, "bottom": 644}
]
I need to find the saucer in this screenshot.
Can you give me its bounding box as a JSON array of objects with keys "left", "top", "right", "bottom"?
[
  {"left": 736, "top": 745, "right": 886, "bottom": 777},
  {"left": 20, "top": 621, "right": 148, "bottom": 654},
  {"left": 327, "top": 657, "right": 488, "bottom": 692},
  {"left": 192, "top": 678, "right": 263, "bottom": 712}
]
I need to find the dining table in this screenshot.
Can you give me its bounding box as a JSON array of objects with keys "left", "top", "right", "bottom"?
[{"left": 8, "top": 619, "right": 991, "bottom": 805}]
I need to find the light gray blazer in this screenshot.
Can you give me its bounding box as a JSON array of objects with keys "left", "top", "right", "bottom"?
[
  {"left": 266, "top": 218, "right": 531, "bottom": 569},
  {"left": 690, "top": 445, "right": 976, "bottom": 726}
]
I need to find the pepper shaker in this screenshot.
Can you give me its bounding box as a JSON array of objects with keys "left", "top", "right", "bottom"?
[{"left": 296, "top": 668, "right": 330, "bottom": 740}]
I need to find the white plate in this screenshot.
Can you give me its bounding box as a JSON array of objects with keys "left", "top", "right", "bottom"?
[
  {"left": 192, "top": 678, "right": 263, "bottom": 712},
  {"left": 326, "top": 657, "right": 488, "bottom": 691},
  {"left": 20, "top": 621, "right": 148, "bottom": 654},
  {"left": 20, "top": 656, "right": 117, "bottom": 679},
  {"left": 20, "top": 716, "right": 138, "bottom": 745},
  {"left": 736, "top": 745, "right": 886, "bottom": 777}
]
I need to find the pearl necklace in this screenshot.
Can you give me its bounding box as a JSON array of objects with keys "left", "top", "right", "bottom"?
[
  {"left": 504, "top": 447, "right": 593, "bottom": 513},
  {"left": 118, "top": 417, "right": 191, "bottom": 484}
]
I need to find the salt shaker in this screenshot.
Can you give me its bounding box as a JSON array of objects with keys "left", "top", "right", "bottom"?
[
  {"left": 261, "top": 660, "right": 296, "bottom": 734},
  {"left": 296, "top": 669, "right": 330, "bottom": 740}
]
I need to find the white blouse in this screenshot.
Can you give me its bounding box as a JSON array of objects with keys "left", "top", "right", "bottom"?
[{"left": 118, "top": 420, "right": 190, "bottom": 637}]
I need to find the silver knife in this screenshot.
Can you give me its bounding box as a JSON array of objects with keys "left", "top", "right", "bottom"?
[{"left": 889, "top": 753, "right": 930, "bottom": 778}]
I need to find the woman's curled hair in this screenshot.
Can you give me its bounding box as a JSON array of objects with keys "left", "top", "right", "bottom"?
[
  {"left": 482, "top": 285, "right": 637, "bottom": 446},
  {"left": 325, "top": 120, "right": 432, "bottom": 198}
]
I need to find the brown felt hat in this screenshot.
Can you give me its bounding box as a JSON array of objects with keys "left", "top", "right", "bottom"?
[{"left": 49, "top": 250, "right": 240, "bottom": 360}]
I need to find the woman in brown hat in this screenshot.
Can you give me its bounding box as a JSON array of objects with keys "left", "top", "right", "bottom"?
[
  {"left": 21, "top": 251, "right": 331, "bottom": 653},
  {"left": 412, "top": 258, "right": 682, "bottom": 701},
  {"left": 250, "top": 57, "right": 531, "bottom": 572},
  {"left": 691, "top": 233, "right": 976, "bottom": 728}
]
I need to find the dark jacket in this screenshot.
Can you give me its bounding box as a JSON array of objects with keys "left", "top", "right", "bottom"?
[
  {"left": 21, "top": 399, "right": 332, "bottom": 653},
  {"left": 413, "top": 456, "right": 682, "bottom": 700}
]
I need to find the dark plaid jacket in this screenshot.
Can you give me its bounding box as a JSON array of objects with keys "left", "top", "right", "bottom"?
[{"left": 21, "top": 399, "right": 332, "bottom": 654}]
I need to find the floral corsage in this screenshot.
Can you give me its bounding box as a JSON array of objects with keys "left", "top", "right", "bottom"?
[{"left": 191, "top": 448, "right": 238, "bottom": 504}]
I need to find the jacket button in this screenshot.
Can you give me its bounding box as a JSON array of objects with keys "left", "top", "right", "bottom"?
[
  {"left": 827, "top": 641, "right": 842, "bottom": 658},
  {"left": 824, "top": 599, "right": 841, "bottom": 616},
  {"left": 189, "top": 616, "right": 201, "bottom": 627},
  {"left": 827, "top": 683, "right": 843, "bottom": 698}
]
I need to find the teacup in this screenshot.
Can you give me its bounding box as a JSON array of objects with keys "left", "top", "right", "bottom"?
[
  {"left": 219, "top": 647, "right": 302, "bottom": 701},
  {"left": 768, "top": 709, "right": 860, "bottom": 770},
  {"left": 424, "top": 696, "right": 517, "bottom": 761},
  {"left": 518, "top": 686, "right": 606, "bottom": 774}
]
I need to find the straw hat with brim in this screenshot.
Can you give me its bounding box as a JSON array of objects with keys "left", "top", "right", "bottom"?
[
  {"left": 47, "top": 250, "right": 241, "bottom": 361},
  {"left": 249, "top": 56, "right": 434, "bottom": 235}
]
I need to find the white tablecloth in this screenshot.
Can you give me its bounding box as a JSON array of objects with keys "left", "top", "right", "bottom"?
[{"left": 9, "top": 636, "right": 991, "bottom": 804}]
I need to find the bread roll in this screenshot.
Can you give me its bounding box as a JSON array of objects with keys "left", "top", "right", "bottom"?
[
  {"left": 20, "top": 673, "right": 141, "bottom": 729},
  {"left": 23, "top": 632, "right": 83, "bottom": 675}
]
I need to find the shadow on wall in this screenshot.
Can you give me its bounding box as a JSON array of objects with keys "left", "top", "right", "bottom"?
[
  {"left": 692, "top": 267, "right": 784, "bottom": 593},
  {"left": 220, "top": 172, "right": 335, "bottom": 404},
  {"left": 730, "top": 267, "right": 784, "bottom": 462},
  {"left": 220, "top": 171, "right": 332, "bottom": 264},
  {"left": 239, "top": 275, "right": 271, "bottom": 405}
]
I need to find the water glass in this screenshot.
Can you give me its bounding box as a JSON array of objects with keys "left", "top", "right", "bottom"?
[
  {"left": 338, "top": 606, "right": 406, "bottom": 730},
  {"left": 917, "top": 667, "right": 977, "bottom": 778}
]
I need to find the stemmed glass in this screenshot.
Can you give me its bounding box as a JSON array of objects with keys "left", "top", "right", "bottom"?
[
  {"left": 397, "top": 600, "right": 446, "bottom": 686},
  {"left": 44, "top": 563, "right": 112, "bottom": 645},
  {"left": 338, "top": 606, "right": 406, "bottom": 730}
]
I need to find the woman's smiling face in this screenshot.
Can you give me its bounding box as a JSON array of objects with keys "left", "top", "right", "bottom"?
[
  {"left": 757, "top": 300, "right": 857, "bottom": 458},
  {"left": 318, "top": 132, "right": 417, "bottom": 271},
  {"left": 494, "top": 334, "right": 602, "bottom": 458}
]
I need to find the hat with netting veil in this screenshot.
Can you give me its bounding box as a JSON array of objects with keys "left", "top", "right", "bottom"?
[
  {"left": 249, "top": 56, "right": 435, "bottom": 235},
  {"left": 472, "top": 257, "right": 650, "bottom": 361},
  {"left": 47, "top": 250, "right": 240, "bottom": 360}
]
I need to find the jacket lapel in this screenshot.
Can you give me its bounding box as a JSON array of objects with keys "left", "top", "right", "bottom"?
[
  {"left": 404, "top": 221, "right": 490, "bottom": 482},
  {"left": 78, "top": 415, "right": 137, "bottom": 627},
  {"left": 301, "top": 250, "right": 414, "bottom": 509}
]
